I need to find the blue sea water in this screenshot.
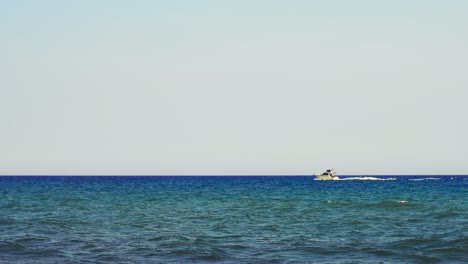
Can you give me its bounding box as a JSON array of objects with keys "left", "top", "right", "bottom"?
[{"left": 0, "top": 176, "right": 466, "bottom": 263}]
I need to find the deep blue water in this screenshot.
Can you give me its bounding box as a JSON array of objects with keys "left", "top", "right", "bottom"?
[{"left": 0, "top": 176, "right": 466, "bottom": 263}]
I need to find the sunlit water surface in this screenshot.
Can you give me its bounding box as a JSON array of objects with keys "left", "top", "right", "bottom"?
[{"left": 0, "top": 176, "right": 466, "bottom": 263}]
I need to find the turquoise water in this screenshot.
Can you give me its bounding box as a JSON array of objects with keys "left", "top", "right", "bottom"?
[{"left": 0, "top": 176, "right": 466, "bottom": 263}]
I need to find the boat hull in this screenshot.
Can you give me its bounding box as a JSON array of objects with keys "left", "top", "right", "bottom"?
[
  {"left": 314, "top": 169, "right": 339, "bottom": 180},
  {"left": 314, "top": 175, "right": 339, "bottom": 180}
]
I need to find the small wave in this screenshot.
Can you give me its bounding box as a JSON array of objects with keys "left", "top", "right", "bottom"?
[
  {"left": 0, "top": 241, "right": 27, "bottom": 254},
  {"left": 409, "top": 178, "right": 441, "bottom": 181},
  {"left": 340, "top": 177, "right": 396, "bottom": 181},
  {"left": 369, "top": 200, "right": 414, "bottom": 208},
  {"left": 0, "top": 217, "right": 14, "bottom": 225}
]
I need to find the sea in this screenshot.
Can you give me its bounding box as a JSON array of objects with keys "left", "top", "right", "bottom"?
[{"left": 0, "top": 176, "right": 466, "bottom": 263}]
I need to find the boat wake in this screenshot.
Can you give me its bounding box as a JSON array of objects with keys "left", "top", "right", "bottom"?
[
  {"left": 409, "top": 178, "right": 441, "bottom": 181},
  {"left": 340, "top": 177, "right": 396, "bottom": 181}
]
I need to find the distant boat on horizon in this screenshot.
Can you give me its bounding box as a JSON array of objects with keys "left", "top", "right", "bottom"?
[{"left": 314, "top": 168, "right": 339, "bottom": 180}]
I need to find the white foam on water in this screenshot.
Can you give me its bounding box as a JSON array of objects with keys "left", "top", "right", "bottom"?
[
  {"left": 340, "top": 177, "right": 396, "bottom": 181},
  {"left": 409, "top": 178, "right": 441, "bottom": 181}
]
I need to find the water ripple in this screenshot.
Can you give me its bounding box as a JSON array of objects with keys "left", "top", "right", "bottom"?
[{"left": 0, "top": 176, "right": 466, "bottom": 263}]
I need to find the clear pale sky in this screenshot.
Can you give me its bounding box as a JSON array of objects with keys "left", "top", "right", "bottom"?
[{"left": 1, "top": 1, "right": 467, "bottom": 175}]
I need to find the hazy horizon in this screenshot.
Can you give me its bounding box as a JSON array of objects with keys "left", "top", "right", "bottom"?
[{"left": 2, "top": 1, "right": 467, "bottom": 175}]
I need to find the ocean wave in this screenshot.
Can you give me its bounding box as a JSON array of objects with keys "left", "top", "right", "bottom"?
[
  {"left": 409, "top": 178, "right": 441, "bottom": 181},
  {"left": 340, "top": 177, "right": 396, "bottom": 181},
  {"left": 1, "top": 176, "right": 466, "bottom": 263},
  {"left": 348, "top": 200, "right": 417, "bottom": 209}
]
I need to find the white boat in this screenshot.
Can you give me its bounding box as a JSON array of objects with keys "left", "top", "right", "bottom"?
[{"left": 314, "top": 168, "right": 339, "bottom": 180}]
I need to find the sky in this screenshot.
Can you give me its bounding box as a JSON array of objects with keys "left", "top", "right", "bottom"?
[{"left": 1, "top": 0, "right": 467, "bottom": 175}]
